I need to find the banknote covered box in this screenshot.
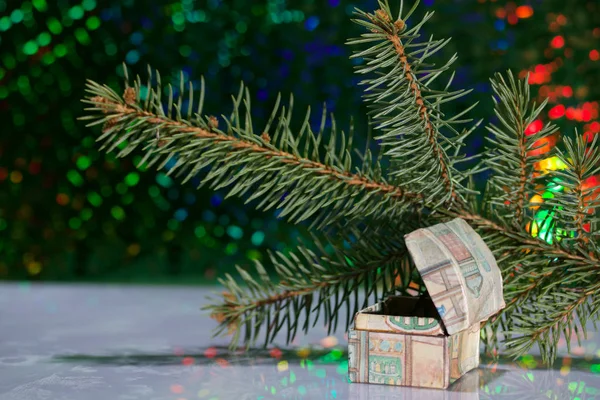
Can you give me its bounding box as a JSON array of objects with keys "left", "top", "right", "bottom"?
[{"left": 348, "top": 218, "right": 505, "bottom": 389}]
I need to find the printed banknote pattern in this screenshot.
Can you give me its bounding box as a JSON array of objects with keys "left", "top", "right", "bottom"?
[{"left": 349, "top": 218, "right": 505, "bottom": 389}]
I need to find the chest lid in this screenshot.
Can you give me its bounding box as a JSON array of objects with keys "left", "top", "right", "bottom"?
[{"left": 404, "top": 218, "right": 505, "bottom": 335}]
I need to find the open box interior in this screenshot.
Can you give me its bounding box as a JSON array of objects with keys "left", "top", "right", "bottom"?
[{"left": 365, "top": 295, "right": 440, "bottom": 319}]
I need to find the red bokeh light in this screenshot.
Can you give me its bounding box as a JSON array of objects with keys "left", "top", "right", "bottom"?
[
  {"left": 170, "top": 384, "right": 184, "bottom": 394},
  {"left": 584, "top": 131, "right": 597, "bottom": 143},
  {"left": 204, "top": 347, "right": 218, "bottom": 358},
  {"left": 527, "top": 134, "right": 558, "bottom": 157},
  {"left": 56, "top": 193, "right": 70, "bottom": 206},
  {"left": 582, "top": 176, "right": 600, "bottom": 204},
  {"left": 515, "top": 6, "right": 533, "bottom": 19},
  {"left": 548, "top": 104, "right": 565, "bottom": 119},
  {"left": 582, "top": 176, "right": 600, "bottom": 190},
  {"left": 269, "top": 348, "right": 283, "bottom": 359},
  {"left": 29, "top": 161, "right": 41, "bottom": 175},
  {"left": 525, "top": 119, "right": 544, "bottom": 135},
  {"left": 551, "top": 36, "right": 565, "bottom": 49}
]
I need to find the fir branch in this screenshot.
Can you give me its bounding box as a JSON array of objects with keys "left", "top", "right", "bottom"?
[
  {"left": 481, "top": 255, "right": 599, "bottom": 362},
  {"left": 204, "top": 232, "right": 413, "bottom": 348},
  {"left": 348, "top": 0, "right": 479, "bottom": 205},
  {"left": 85, "top": 76, "right": 597, "bottom": 269},
  {"left": 484, "top": 72, "right": 557, "bottom": 227},
  {"left": 550, "top": 134, "right": 600, "bottom": 244},
  {"left": 504, "top": 282, "right": 600, "bottom": 364},
  {"left": 79, "top": 1, "right": 600, "bottom": 365},
  {"left": 82, "top": 75, "right": 423, "bottom": 231},
  {"left": 464, "top": 213, "right": 599, "bottom": 266},
  {"left": 82, "top": 72, "right": 600, "bottom": 360}
]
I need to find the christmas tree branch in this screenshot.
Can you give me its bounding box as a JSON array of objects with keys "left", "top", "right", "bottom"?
[
  {"left": 83, "top": 72, "right": 600, "bottom": 360},
  {"left": 551, "top": 135, "right": 600, "bottom": 244},
  {"left": 79, "top": 1, "right": 600, "bottom": 365},
  {"left": 504, "top": 282, "right": 600, "bottom": 364},
  {"left": 375, "top": 8, "right": 454, "bottom": 198},
  {"left": 348, "top": 1, "right": 479, "bottom": 206},
  {"left": 484, "top": 72, "right": 557, "bottom": 227},
  {"left": 93, "top": 98, "right": 408, "bottom": 198},
  {"left": 82, "top": 76, "right": 423, "bottom": 231},
  {"left": 463, "top": 213, "right": 599, "bottom": 265},
  {"left": 205, "top": 234, "right": 412, "bottom": 348},
  {"left": 84, "top": 72, "right": 598, "bottom": 269}
]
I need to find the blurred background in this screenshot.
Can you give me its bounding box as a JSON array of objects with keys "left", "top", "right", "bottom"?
[{"left": 0, "top": 0, "right": 598, "bottom": 283}]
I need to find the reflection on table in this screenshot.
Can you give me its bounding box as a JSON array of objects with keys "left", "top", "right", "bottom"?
[{"left": 0, "top": 283, "right": 598, "bottom": 400}]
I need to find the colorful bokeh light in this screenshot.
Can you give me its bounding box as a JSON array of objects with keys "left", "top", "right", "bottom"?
[{"left": 1, "top": 0, "right": 598, "bottom": 281}]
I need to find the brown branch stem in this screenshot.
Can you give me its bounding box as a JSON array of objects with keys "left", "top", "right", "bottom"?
[
  {"left": 481, "top": 271, "right": 553, "bottom": 328},
  {"left": 452, "top": 211, "right": 599, "bottom": 265},
  {"left": 97, "top": 96, "right": 600, "bottom": 317},
  {"left": 112, "top": 103, "right": 423, "bottom": 203},
  {"left": 575, "top": 179, "right": 589, "bottom": 245},
  {"left": 385, "top": 31, "right": 455, "bottom": 200},
  {"left": 527, "top": 283, "right": 599, "bottom": 342},
  {"left": 114, "top": 100, "right": 599, "bottom": 268},
  {"left": 226, "top": 251, "right": 408, "bottom": 315},
  {"left": 514, "top": 107, "right": 527, "bottom": 224}
]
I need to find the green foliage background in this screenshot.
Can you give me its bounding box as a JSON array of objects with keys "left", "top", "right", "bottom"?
[{"left": 1, "top": 0, "right": 598, "bottom": 282}]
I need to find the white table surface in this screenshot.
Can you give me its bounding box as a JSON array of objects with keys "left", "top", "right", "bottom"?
[{"left": 0, "top": 283, "right": 598, "bottom": 400}]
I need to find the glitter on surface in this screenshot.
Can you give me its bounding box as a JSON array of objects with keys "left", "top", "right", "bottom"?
[{"left": 0, "top": 283, "right": 598, "bottom": 399}]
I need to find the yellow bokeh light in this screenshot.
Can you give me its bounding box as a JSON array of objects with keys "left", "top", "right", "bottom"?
[
  {"left": 26, "top": 261, "right": 42, "bottom": 275},
  {"left": 277, "top": 360, "right": 289, "bottom": 372},
  {"left": 535, "top": 156, "right": 568, "bottom": 174},
  {"left": 296, "top": 347, "right": 311, "bottom": 358},
  {"left": 529, "top": 194, "right": 543, "bottom": 210},
  {"left": 127, "top": 243, "right": 141, "bottom": 256},
  {"left": 10, "top": 170, "right": 23, "bottom": 183},
  {"left": 526, "top": 221, "right": 539, "bottom": 237}
]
